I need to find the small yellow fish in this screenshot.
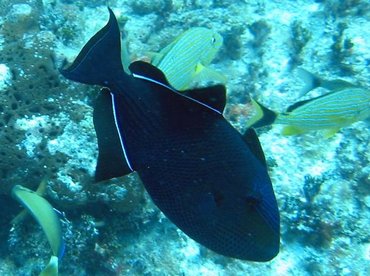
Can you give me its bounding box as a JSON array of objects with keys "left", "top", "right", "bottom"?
[
  {"left": 247, "top": 69, "right": 370, "bottom": 137},
  {"left": 151, "top": 27, "right": 225, "bottom": 90},
  {"left": 11, "top": 181, "right": 65, "bottom": 276}
]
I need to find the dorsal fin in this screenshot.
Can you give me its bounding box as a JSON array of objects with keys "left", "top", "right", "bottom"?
[
  {"left": 286, "top": 91, "right": 336, "bottom": 112},
  {"left": 130, "top": 60, "right": 226, "bottom": 113},
  {"left": 129, "top": 61, "right": 171, "bottom": 86},
  {"left": 183, "top": 85, "right": 226, "bottom": 113},
  {"left": 286, "top": 98, "right": 312, "bottom": 112},
  {"left": 242, "top": 128, "right": 267, "bottom": 167}
]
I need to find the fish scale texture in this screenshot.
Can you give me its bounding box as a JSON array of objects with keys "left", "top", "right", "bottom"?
[
  {"left": 106, "top": 75, "right": 279, "bottom": 260},
  {"left": 132, "top": 114, "right": 279, "bottom": 260}
]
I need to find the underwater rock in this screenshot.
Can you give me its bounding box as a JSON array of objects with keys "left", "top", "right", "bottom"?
[
  {"left": 128, "top": 0, "right": 168, "bottom": 15},
  {"left": 290, "top": 20, "right": 312, "bottom": 67},
  {"left": 15, "top": 115, "right": 51, "bottom": 158},
  {"left": 194, "top": 0, "right": 214, "bottom": 9},
  {"left": 322, "top": 0, "right": 370, "bottom": 18},
  {"left": 0, "top": 4, "right": 67, "bottom": 193},
  {"left": 0, "top": 63, "right": 11, "bottom": 90},
  {"left": 88, "top": 174, "right": 144, "bottom": 213}
]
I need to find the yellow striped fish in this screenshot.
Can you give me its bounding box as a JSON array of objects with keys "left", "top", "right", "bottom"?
[
  {"left": 11, "top": 180, "right": 65, "bottom": 276},
  {"left": 247, "top": 70, "right": 370, "bottom": 137},
  {"left": 151, "top": 27, "right": 225, "bottom": 91}
]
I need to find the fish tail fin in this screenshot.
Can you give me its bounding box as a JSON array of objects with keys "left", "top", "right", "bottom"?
[
  {"left": 61, "top": 8, "right": 125, "bottom": 86},
  {"left": 246, "top": 98, "right": 278, "bottom": 128},
  {"left": 39, "top": 255, "right": 58, "bottom": 276},
  {"left": 297, "top": 68, "right": 322, "bottom": 95}
]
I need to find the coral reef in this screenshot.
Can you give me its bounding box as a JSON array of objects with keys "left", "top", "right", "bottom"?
[
  {"left": 0, "top": 0, "right": 65, "bottom": 194},
  {"left": 322, "top": 0, "right": 370, "bottom": 18},
  {"left": 289, "top": 20, "right": 311, "bottom": 67}
]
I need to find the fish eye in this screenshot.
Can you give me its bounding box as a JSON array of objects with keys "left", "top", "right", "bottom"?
[{"left": 211, "top": 37, "right": 216, "bottom": 44}]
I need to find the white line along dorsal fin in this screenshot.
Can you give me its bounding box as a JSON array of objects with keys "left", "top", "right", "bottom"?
[{"left": 132, "top": 73, "right": 223, "bottom": 115}]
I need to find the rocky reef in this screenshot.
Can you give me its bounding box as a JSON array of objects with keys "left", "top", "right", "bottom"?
[{"left": 0, "top": 0, "right": 369, "bottom": 275}]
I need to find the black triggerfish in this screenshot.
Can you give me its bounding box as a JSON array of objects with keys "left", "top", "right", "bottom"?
[{"left": 61, "top": 8, "right": 280, "bottom": 262}]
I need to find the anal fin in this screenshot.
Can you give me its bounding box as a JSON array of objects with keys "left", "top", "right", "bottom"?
[
  {"left": 242, "top": 128, "right": 267, "bottom": 167},
  {"left": 281, "top": 125, "right": 306, "bottom": 136},
  {"left": 323, "top": 128, "right": 341, "bottom": 138}
]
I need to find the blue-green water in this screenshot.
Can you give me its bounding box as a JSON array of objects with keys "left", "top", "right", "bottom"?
[{"left": 0, "top": 0, "right": 369, "bottom": 275}]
